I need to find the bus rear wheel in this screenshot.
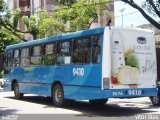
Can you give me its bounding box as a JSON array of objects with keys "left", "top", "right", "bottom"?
[
  {"left": 13, "top": 82, "right": 23, "bottom": 99},
  {"left": 52, "top": 84, "right": 66, "bottom": 107},
  {"left": 150, "top": 93, "right": 160, "bottom": 106},
  {"left": 89, "top": 99, "right": 108, "bottom": 106}
]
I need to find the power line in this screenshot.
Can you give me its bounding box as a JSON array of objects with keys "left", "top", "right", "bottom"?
[{"left": 114, "top": 11, "right": 139, "bottom": 19}]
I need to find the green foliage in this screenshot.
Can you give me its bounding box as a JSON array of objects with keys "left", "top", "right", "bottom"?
[
  {"left": 0, "top": 71, "right": 4, "bottom": 78},
  {"left": 52, "top": 0, "right": 110, "bottom": 31},
  {"left": 1, "top": 0, "right": 111, "bottom": 43},
  {"left": 0, "top": 27, "right": 19, "bottom": 53},
  {"left": 56, "top": 0, "right": 75, "bottom": 7},
  {"left": 23, "top": 16, "right": 39, "bottom": 39},
  {"left": 0, "top": 0, "right": 6, "bottom": 12},
  {"left": 32, "top": 0, "right": 110, "bottom": 38},
  {"left": 13, "top": 8, "right": 21, "bottom": 28},
  {"left": 0, "top": 0, "right": 21, "bottom": 54}
]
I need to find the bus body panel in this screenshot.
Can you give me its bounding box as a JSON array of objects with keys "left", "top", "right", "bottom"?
[
  {"left": 4, "top": 64, "right": 102, "bottom": 98},
  {"left": 63, "top": 86, "right": 103, "bottom": 100}
]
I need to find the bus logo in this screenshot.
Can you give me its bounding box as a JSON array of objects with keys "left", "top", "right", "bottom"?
[
  {"left": 114, "top": 41, "right": 119, "bottom": 45},
  {"left": 137, "top": 37, "right": 146, "bottom": 44}
]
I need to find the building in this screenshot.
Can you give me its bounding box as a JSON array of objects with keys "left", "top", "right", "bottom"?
[
  {"left": 7, "top": 0, "right": 54, "bottom": 40},
  {"left": 90, "top": 1, "right": 114, "bottom": 29},
  {"left": 7, "top": 0, "right": 114, "bottom": 40}
]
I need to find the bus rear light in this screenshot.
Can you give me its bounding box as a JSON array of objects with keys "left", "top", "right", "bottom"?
[{"left": 103, "top": 77, "right": 110, "bottom": 89}]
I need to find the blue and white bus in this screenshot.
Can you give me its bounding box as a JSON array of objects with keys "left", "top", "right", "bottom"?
[{"left": 3, "top": 27, "right": 158, "bottom": 106}]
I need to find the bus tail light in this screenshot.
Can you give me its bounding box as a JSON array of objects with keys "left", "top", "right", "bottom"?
[{"left": 103, "top": 77, "right": 110, "bottom": 89}]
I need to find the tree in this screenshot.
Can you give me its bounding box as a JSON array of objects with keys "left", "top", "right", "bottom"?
[
  {"left": 121, "top": 0, "right": 160, "bottom": 29},
  {"left": 0, "top": 0, "right": 22, "bottom": 72},
  {"left": 22, "top": 0, "right": 111, "bottom": 38},
  {"left": 1, "top": 0, "right": 112, "bottom": 41},
  {"left": 0, "top": 0, "right": 27, "bottom": 41},
  {"left": 0, "top": 0, "right": 24, "bottom": 54},
  {"left": 55, "top": 0, "right": 75, "bottom": 7},
  {"left": 23, "top": 16, "right": 39, "bottom": 40},
  {"left": 39, "top": 0, "right": 111, "bottom": 36}
]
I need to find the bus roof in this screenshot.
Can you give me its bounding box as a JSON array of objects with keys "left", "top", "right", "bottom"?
[{"left": 6, "top": 27, "right": 105, "bottom": 50}]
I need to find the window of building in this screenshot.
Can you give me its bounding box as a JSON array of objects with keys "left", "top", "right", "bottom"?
[
  {"left": 42, "top": 43, "right": 57, "bottom": 65},
  {"left": 14, "top": 0, "right": 17, "bottom": 8},
  {"left": 72, "top": 37, "right": 91, "bottom": 64},
  {"left": 20, "top": 48, "right": 30, "bottom": 66},
  {"left": 41, "top": 0, "right": 45, "bottom": 9},
  {"left": 30, "top": 46, "right": 42, "bottom": 65},
  {"left": 57, "top": 41, "right": 71, "bottom": 65},
  {"left": 92, "top": 35, "right": 102, "bottom": 63}
]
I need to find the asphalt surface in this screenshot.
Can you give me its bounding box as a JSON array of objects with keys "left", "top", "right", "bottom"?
[{"left": 0, "top": 88, "right": 160, "bottom": 120}]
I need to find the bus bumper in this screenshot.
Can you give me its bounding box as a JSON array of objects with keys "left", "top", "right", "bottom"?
[{"left": 103, "top": 88, "right": 158, "bottom": 98}]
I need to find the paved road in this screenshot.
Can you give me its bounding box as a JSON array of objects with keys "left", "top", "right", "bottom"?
[{"left": 0, "top": 88, "right": 160, "bottom": 120}]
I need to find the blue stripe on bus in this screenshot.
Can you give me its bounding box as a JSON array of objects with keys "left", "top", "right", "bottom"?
[{"left": 18, "top": 82, "right": 101, "bottom": 88}]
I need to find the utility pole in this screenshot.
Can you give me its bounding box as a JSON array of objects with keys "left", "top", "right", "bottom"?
[{"left": 119, "top": 8, "right": 125, "bottom": 27}]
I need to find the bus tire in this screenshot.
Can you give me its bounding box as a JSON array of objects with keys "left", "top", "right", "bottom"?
[
  {"left": 89, "top": 99, "right": 108, "bottom": 106},
  {"left": 52, "top": 84, "right": 66, "bottom": 107},
  {"left": 13, "top": 82, "right": 23, "bottom": 99},
  {"left": 150, "top": 93, "right": 160, "bottom": 106}
]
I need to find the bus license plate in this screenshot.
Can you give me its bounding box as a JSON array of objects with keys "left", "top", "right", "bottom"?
[{"left": 127, "top": 90, "right": 143, "bottom": 96}]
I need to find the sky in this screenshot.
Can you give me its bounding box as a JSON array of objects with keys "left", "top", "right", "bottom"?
[{"left": 114, "top": 0, "right": 159, "bottom": 27}]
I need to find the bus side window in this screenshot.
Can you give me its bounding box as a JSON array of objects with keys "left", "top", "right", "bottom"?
[
  {"left": 13, "top": 49, "right": 20, "bottom": 67},
  {"left": 72, "top": 39, "right": 81, "bottom": 63},
  {"left": 42, "top": 43, "right": 57, "bottom": 65},
  {"left": 3, "top": 52, "right": 12, "bottom": 74},
  {"left": 56, "top": 41, "right": 71, "bottom": 65},
  {"left": 92, "top": 35, "right": 101, "bottom": 64},
  {"left": 7, "top": 53, "right": 13, "bottom": 68},
  {"left": 30, "top": 46, "right": 42, "bottom": 65},
  {"left": 73, "top": 37, "right": 91, "bottom": 64},
  {"left": 20, "top": 48, "right": 30, "bottom": 66}
]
